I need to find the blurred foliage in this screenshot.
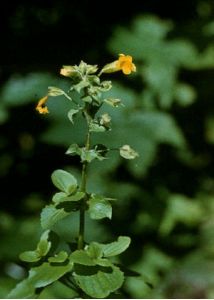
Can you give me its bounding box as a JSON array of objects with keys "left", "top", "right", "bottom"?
[{"left": 1, "top": 0, "right": 214, "bottom": 298}]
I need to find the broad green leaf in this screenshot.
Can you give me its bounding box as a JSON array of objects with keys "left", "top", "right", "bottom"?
[
  {"left": 29, "top": 261, "right": 73, "bottom": 288},
  {"left": 19, "top": 251, "right": 40, "bottom": 263},
  {"left": 70, "top": 250, "right": 96, "bottom": 266},
  {"left": 41, "top": 205, "right": 70, "bottom": 230},
  {"left": 52, "top": 192, "right": 67, "bottom": 203},
  {"left": 48, "top": 251, "right": 68, "bottom": 263},
  {"left": 51, "top": 169, "right": 77, "bottom": 195},
  {"left": 120, "top": 145, "right": 139, "bottom": 159},
  {"left": 100, "top": 236, "right": 131, "bottom": 257},
  {"left": 88, "top": 194, "right": 112, "bottom": 219},
  {"left": 7, "top": 280, "right": 36, "bottom": 299},
  {"left": 73, "top": 264, "right": 124, "bottom": 298},
  {"left": 8, "top": 261, "right": 73, "bottom": 298},
  {"left": 53, "top": 191, "right": 85, "bottom": 204},
  {"left": 67, "top": 109, "right": 79, "bottom": 124}
]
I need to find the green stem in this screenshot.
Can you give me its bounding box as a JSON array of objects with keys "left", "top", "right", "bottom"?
[{"left": 77, "top": 109, "right": 91, "bottom": 250}]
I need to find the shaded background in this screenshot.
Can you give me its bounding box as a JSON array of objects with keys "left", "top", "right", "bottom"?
[{"left": 0, "top": 0, "right": 214, "bottom": 298}]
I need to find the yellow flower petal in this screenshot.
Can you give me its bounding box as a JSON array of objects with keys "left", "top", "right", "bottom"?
[
  {"left": 100, "top": 54, "right": 136, "bottom": 75},
  {"left": 117, "top": 54, "right": 136, "bottom": 75}
]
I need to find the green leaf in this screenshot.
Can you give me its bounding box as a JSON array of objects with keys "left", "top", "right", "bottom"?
[
  {"left": 67, "top": 109, "right": 79, "bottom": 124},
  {"left": 99, "top": 236, "right": 131, "bottom": 257},
  {"left": 87, "top": 243, "right": 103, "bottom": 260},
  {"left": 19, "top": 251, "right": 40, "bottom": 263},
  {"left": 89, "top": 122, "right": 106, "bottom": 133},
  {"left": 66, "top": 143, "right": 81, "bottom": 156},
  {"left": 51, "top": 169, "right": 77, "bottom": 195},
  {"left": 80, "top": 149, "right": 99, "bottom": 163},
  {"left": 48, "top": 251, "right": 68, "bottom": 263},
  {"left": 29, "top": 261, "right": 73, "bottom": 288},
  {"left": 73, "top": 264, "right": 124, "bottom": 298},
  {"left": 41, "top": 205, "right": 70, "bottom": 230},
  {"left": 53, "top": 191, "right": 85, "bottom": 204},
  {"left": 88, "top": 194, "right": 112, "bottom": 220},
  {"left": 120, "top": 145, "right": 139, "bottom": 159},
  {"left": 73, "top": 81, "right": 89, "bottom": 93},
  {"left": 7, "top": 280, "right": 36, "bottom": 299},
  {"left": 52, "top": 192, "right": 67, "bottom": 203},
  {"left": 8, "top": 261, "right": 73, "bottom": 298},
  {"left": 70, "top": 250, "right": 96, "bottom": 266},
  {"left": 19, "top": 230, "right": 51, "bottom": 262},
  {"left": 36, "top": 230, "right": 51, "bottom": 256}
]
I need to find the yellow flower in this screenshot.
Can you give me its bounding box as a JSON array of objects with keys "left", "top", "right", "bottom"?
[
  {"left": 116, "top": 54, "right": 136, "bottom": 75},
  {"left": 36, "top": 96, "right": 49, "bottom": 114},
  {"left": 100, "top": 54, "right": 136, "bottom": 75}
]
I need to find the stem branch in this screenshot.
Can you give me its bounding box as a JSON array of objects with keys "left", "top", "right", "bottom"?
[{"left": 77, "top": 109, "right": 91, "bottom": 249}]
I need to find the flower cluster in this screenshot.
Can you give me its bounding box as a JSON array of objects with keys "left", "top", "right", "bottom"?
[{"left": 36, "top": 54, "right": 136, "bottom": 114}]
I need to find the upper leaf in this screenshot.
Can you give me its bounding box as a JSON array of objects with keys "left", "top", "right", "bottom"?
[{"left": 51, "top": 169, "right": 77, "bottom": 195}]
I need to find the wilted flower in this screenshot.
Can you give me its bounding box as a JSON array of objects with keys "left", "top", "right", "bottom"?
[
  {"left": 60, "top": 65, "right": 76, "bottom": 77},
  {"left": 36, "top": 96, "right": 49, "bottom": 114}
]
